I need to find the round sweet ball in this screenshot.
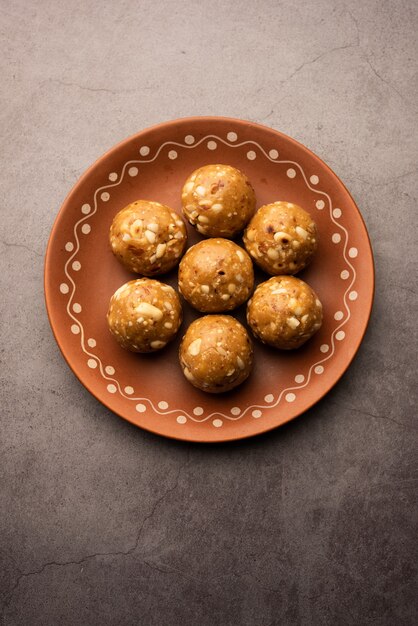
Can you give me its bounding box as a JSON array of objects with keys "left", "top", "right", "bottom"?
[
  {"left": 179, "top": 315, "right": 253, "bottom": 393},
  {"left": 178, "top": 239, "right": 254, "bottom": 312},
  {"left": 247, "top": 276, "right": 323, "bottom": 350},
  {"left": 243, "top": 201, "right": 318, "bottom": 275},
  {"left": 181, "top": 164, "right": 256, "bottom": 238},
  {"left": 107, "top": 279, "right": 182, "bottom": 353},
  {"left": 109, "top": 200, "right": 187, "bottom": 276}
]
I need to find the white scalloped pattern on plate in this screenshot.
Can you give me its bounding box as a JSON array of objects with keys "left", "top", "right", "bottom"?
[{"left": 61, "top": 133, "right": 357, "bottom": 428}]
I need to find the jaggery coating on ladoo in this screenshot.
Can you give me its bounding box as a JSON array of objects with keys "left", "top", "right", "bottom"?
[
  {"left": 243, "top": 201, "right": 318, "bottom": 275},
  {"left": 178, "top": 239, "right": 254, "bottom": 312},
  {"left": 247, "top": 276, "right": 323, "bottom": 349},
  {"left": 107, "top": 279, "right": 182, "bottom": 353},
  {"left": 179, "top": 315, "right": 253, "bottom": 393},
  {"left": 181, "top": 164, "right": 256, "bottom": 238},
  {"left": 109, "top": 200, "right": 187, "bottom": 275}
]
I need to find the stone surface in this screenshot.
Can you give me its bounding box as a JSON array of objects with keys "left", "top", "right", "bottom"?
[{"left": 1, "top": 0, "right": 417, "bottom": 624}]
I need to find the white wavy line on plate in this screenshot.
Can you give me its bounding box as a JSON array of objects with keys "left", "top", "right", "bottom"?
[{"left": 62, "top": 134, "right": 356, "bottom": 424}]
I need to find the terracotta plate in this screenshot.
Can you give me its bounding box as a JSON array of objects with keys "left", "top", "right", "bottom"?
[{"left": 44, "top": 117, "right": 374, "bottom": 442}]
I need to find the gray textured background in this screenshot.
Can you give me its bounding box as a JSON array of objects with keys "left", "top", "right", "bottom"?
[{"left": 1, "top": 0, "right": 417, "bottom": 624}]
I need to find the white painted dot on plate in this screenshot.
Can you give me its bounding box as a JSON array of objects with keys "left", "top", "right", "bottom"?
[
  {"left": 101, "top": 192, "right": 110, "bottom": 202},
  {"left": 333, "top": 208, "right": 342, "bottom": 218},
  {"left": 264, "top": 394, "right": 274, "bottom": 403},
  {"left": 135, "top": 403, "right": 146, "bottom": 412},
  {"left": 336, "top": 330, "right": 346, "bottom": 341},
  {"left": 207, "top": 140, "right": 217, "bottom": 150},
  {"left": 332, "top": 233, "right": 341, "bottom": 244},
  {"left": 72, "top": 261, "right": 81, "bottom": 271},
  {"left": 295, "top": 374, "right": 305, "bottom": 384},
  {"left": 193, "top": 407, "right": 204, "bottom": 416},
  {"left": 81, "top": 223, "right": 91, "bottom": 235},
  {"left": 269, "top": 149, "right": 279, "bottom": 159},
  {"left": 71, "top": 324, "right": 80, "bottom": 334},
  {"left": 184, "top": 135, "right": 195, "bottom": 145},
  {"left": 177, "top": 415, "right": 187, "bottom": 424},
  {"left": 81, "top": 203, "right": 91, "bottom": 214},
  {"left": 227, "top": 131, "right": 238, "bottom": 142},
  {"left": 252, "top": 410, "right": 262, "bottom": 418},
  {"left": 334, "top": 311, "right": 344, "bottom": 321},
  {"left": 349, "top": 290, "right": 358, "bottom": 301},
  {"left": 124, "top": 386, "right": 134, "bottom": 395},
  {"left": 231, "top": 407, "right": 241, "bottom": 416},
  {"left": 87, "top": 358, "right": 97, "bottom": 369},
  {"left": 340, "top": 270, "right": 350, "bottom": 280},
  {"left": 310, "top": 175, "right": 319, "bottom": 185},
  {"left": 105, "top": 365, "right": 115, "bottom": 375},
  {"left": 316, "top": 199, "right": 325, "bottom": 210},
  {"left": 349, "top": 247, "right": 358, "bottom": 258},
  {"left": 72, "top": 302, "right": 82, "bottom": 313},
  {"left": 139, "top": 145, "right": 150, "bottom": 156},
  {"left": 247, "top": 150, "right": 256, "bottom": 160},
  {"left": 213, "top": 419, "right": 223, "bottom": 428},
  {"left": 87, "top": 338, "right": 96, "bottom": 348},
  {"left": 158, "top": 401, "right": 169, "bottom": 410},
  {"left": 107, "top": 384, "right": 117, "bottom": 394},
  {"left": 108, "top": 172, "right": 118, "bottom": 182},
  {"left": 60, "top": 283, "right": 69, "bottom": 294},
  {"left": 287, "top": 168, "right": 296, "bottom": 178},
  {"left": 168, "top": 150, "right": 177, "bottom": 160},
  {"left": 65, "top": 242, "right": 74, "bottom": 252},
  {"left": 320, "top": 344, "right": 329, "bottom": 353},
  {"left": 315, "top": 365, "right": 324, "bottom": 375},
  {"left": 285, "top": 393, "right": 296, "bottom": 403},
  {"left": 128, "top": 166, "right": 138, "bottom": 177}
]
